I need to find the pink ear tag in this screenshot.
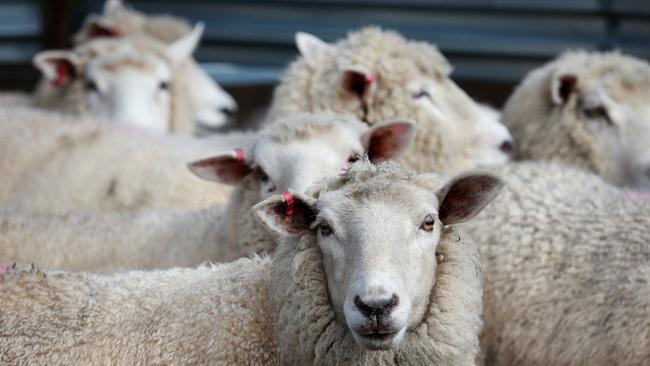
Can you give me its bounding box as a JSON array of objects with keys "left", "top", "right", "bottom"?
[
  {"left": 365, "top": 73, "right": 376, "bottom": 85},
  {"left": 234, "top": 147, "right": 245, "bottom": 162},
  {"left": 283, "top": 191, "right": 295, "bottom": 217}
]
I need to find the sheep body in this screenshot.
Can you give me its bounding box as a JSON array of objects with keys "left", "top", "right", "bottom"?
[
  {"left": 0, "top": 113, "right": 395, "bottom": 270},
  {"left": 465, "top": 161, "right": 650, "bottom": 365},
  {"left": 0, "top": 162, "right": 485, "bottom": 365},
  {"left": 0, "top": 107, "right": 250, "bottom": 213}
]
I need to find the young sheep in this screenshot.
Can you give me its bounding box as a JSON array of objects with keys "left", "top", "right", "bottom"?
[
  {"left": 0, "top": 160, "right": 504, "bottom": 365},
  {"left": 463, "top": 161, "right": 650, "bottom": 365},
  {"left": 74, "top": 0, "right": 237, "bottom": 131},
  {"left": 32, "top": 24, "right": 208, "bottom": 134},
  {"left": 503, "top": 51, "right": 650, "bottom": 192},
  {"left": 0, "top": 107, "right": 249, "bottom": 213},
  {"left": 267, "top": 27, "right": 513, "bottom": 175},
  {"left": 0, "top": 113, "right": 415, "bottom": 270}
]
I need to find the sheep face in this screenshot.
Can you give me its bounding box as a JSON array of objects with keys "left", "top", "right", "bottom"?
[
  {"left": 272, "top": 29, "right": 512, "bottom": 174},
  {"left": 188, "top": 114, "right": 415, "bottom": 202},
  {"left": 75, "top": 0, "right": 238, "bottom": 130},
  {"left": 34, "top": 26, "right": 201, "bottom": 134},
  {"left": 553, "top": 69, "right": 650, "bottom": 191},
  {"left": 254, "top": 163, "right": 503, "bottom": 351}
]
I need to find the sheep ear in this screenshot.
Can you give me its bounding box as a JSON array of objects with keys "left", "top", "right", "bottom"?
[
  {"left": 166, "top": 22, "right": 204, "bottom": 68},
  {"left": 341, "top": 65, "right": 377, "bottom": 112},
  {"left": 85, "top": 19, "right": 122, "bottom": 38},
  {"left": 362, "top": 119, "right": 415, "bottom": 163},
  {"left": 253, "top": 193, "right": 317, "bottom": 237},
  {"left": 103, "top": 0, "right": 125, "bottom": 16},
  {"left": 33, "top": 51, "right": 80, "bottom": 87},
  {"left": 295, "top": 32, "right": 331, "bottom": 65},
  {"left": 551, "top": 72, "right": 578, "bottom": 105},
  {"left": 436, "top": 173, "right": 504, "bottom": 226},
  {"left": 187, "top": 148, "right": 251, "bottom": 185}
]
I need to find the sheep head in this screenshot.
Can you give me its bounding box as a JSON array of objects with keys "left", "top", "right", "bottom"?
[
  {"left": 188, "top": 113, "right": 415, "bottom": 201},
  {"left": 255, "top": 161, "right": 503, "bottom": 351},
  {"left": 73, "top": 0, "right": 237, "bottom": 130},
  {"left": 270, "top": 27, "right": 513, "bottom": 175},
  {"left": 553, "top": 53, "right": 650, "bottom": 191}
]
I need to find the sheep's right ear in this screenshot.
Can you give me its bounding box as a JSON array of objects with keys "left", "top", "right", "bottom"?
[
  {"left": 436, "top": 173, "right": 504, "bottom": 226},
  {"left": 253, "top": 192, "right": 317, "bottom": 237},
  {"left": 187, "top": 148, "right": 251, "bottom": 185},
  {"left": 33, "top": 51, "right": 81, "bottom": 87},
  {"left": 166, "top": 22, "right": 204, "bottom": 68},
  {"left": 551, "top": 72, "right": 578, "bottom": 105},
  {"left": 362, "top": 119, "right": 415, "bottom": 163},
  {"left": 86, "top": 18, "right": 122, "bottom": 38},
  {"left": 295, "top": 32, "right": 332, "bottom": 66}
]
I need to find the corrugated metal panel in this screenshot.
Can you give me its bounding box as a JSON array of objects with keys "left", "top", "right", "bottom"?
[
  {"left": 51, "top": 0, "right": 650, "bottom": 86},
  {"left": 0, "top": 1, "right": 41, "bottom": 82}
]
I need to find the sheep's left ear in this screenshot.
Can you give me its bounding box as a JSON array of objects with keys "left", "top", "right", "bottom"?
[
  {"left": 295, "top": 32, "right": 332, "bottom": 66},
  {"left": 362, "top": 119, "right": 415, "bottom": 163},
  {"left": 341, "top": 65, "right": 377, "bottom": 113},
  {"left": 550, "top": 71, "right": 578, "bottom": 105},
  {"left": 436, "top": 173, "right": 504, "bottom": 226},
  {"left": 85, "top": 19, "right": 122, "bottom": 38},
  {"left": 187, "top": 148, "right": 251, "bottom": 185},
  {"left": 33, "top": 50, "right": 81, "bottom": 87},
  {"left": 166, "top": 22, "right": 204, "bottom": 68},
  {"left": 253, "top": 192, "right": 317, "bottom": 237},
  {"left": 103, "top": 0, "right": 125, "bottom": 16}
]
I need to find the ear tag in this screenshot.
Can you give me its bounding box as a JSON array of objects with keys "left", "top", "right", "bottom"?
[
  {"left": 283, "top": 191, "right": 295, "bottom": 217},
  {"left": 234, "top": 147, "right": 245, "bottom": 162},
  {"left": 52, "top": 61, "right": 70, "bottom": 87},
  {"left": 365, "top": 73, "right": 376, "bottom": 85}
]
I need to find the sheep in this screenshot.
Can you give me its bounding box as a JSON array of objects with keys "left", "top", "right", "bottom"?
[
  {"left": 266, "top": 27, "right": 513, "bottom": 175},
  {"left": 32, "top": 25, "right": 205, "bottom": 134},
  {"left": 73, "top": 0, "right": 237, "bottom": 131},
  {"left": 0, "top": 160, "right": 504, "bottom": 365},
  {"left": 502, "top": 51, "right": 650, "bottom": 192},
  {"left": 0, "top": 113, "right": 416, "bottom": 270},
  {"left": 0, "top": 106, "right": 249, "bottom": 213},
  {"left": 462, "top": 161, "right": 650, "bottom": 365}
]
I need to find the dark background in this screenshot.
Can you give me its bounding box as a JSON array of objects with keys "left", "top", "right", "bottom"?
[{"left": 1, "top": 0, "right": 648, "bottom": 124}]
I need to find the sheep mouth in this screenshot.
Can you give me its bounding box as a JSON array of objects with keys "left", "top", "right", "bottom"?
[{"left": 355, "top": 328, "right": 401, "bottom": 350}]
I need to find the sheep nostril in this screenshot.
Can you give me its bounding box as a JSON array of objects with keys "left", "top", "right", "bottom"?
[
  {"left": 354, "top": 294, "right": 399, "bottom": 317},
  {"left": 219, "top": 107, "right": 237, "bottom": 117},
  {"left": 499, "top": 139, "right": 513, "bottom": 154}
]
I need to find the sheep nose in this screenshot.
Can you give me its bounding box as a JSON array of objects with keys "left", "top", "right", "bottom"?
[
  {"left": 219, "top": 106, "right": 237, "bottom": 117},
  {"left": 354, "top": 294, "right": 399, "bottom": 318},
  {"left": 499, "top": 139, "right": 513, "bottom": 155}
]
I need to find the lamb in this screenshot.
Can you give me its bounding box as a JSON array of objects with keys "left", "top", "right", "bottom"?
[
  {"left": 0, "top": 113, "right": 416, "bottom": 270},
  {"left": 0, "top": 160, "right": 504, "bottom": 365},
  {"left": 502, "top": 51, "right": 650, "bottom": 192},
  {"left": 266, "top": 27, "right": 513, "bottom": 175},
  {"left": 0, "top": 107, "right": 249, "bottom": 213},
  {"left": 32, "top": 24, "right": 205, "bottom": 134},
  {"left": 462, "top": 161, "right": 650, "bottom": 365},
  {"left": 73, "top": 0, "right": 237, "bottom": 131}
]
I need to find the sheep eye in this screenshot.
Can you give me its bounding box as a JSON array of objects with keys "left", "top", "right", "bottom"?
[
  {"left": 319, "top": 223, "right": 333, "bottom": 237},
  {"left": 348, "top": 153, "right": 361, "bottom": 163},
  {"left": 85, "top": 80, "right": 98, "bottom": 92},
  {"left": 413, "top": 90, "right": 432, "bottom": 101},
  {"left": 420, "top": 215, "right": 435, "bottom": 232},
  {"left": 582, "top": 106, "right": 612, "bottom": 125},
  {"left": 159, "top": 81, "right": 170, "bottom": 91}
]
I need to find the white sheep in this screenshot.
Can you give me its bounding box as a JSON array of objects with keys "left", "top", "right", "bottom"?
[
  {"left": 0, "top": 113, "right": 415, "bottom": 270},
  {"left": 0, "top": 160, "right": 504, "bottom": 365},
  {"left": 267, "top": 27, "right": 513, "bottom": 175},
  {"left": 32, "top": 24, "right": 204, "bottom": 134},
  {"left": 73, "top": 0, "right": 237, "bottom": 131},
  {"left": 0, "top": 107, "right": 248, "bottom": 213},
  {"left": 464, "top": 161, "right": 650, "bottom": 365},
  {"left": 502, "top": 51, "right": 650, "bottom": 192}
]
